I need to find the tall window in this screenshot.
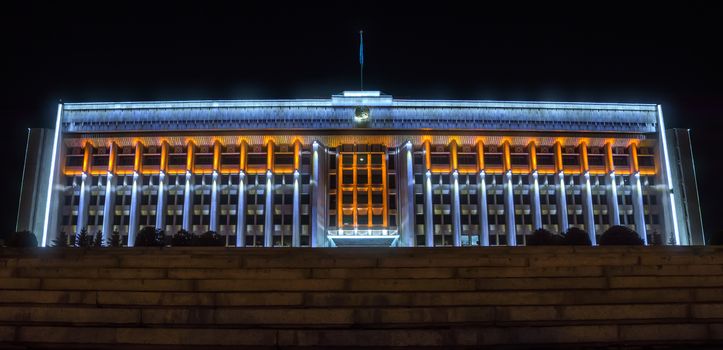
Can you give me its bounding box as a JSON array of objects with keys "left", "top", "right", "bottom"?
[
  {"left": 539, "top": 175, "right": 559, "bottom": 233},
  {"left": 272, "top": 174, "right": 294, "bottom": 246},
  {"left": 431, "top": 174, "right": 453, "bottom": 246},
  {"left": 486, "top": 174, "right": 506, "bottom": 245},
  {"left": 60, "top": 175, "right": 81, "bottom": 243},
  {"left": 245, "top": 173, "right": 266, "bottom": 246},
  {"left": 218, "top": 174, "right": 239, "bottom": 245},
  {"left": 139, "top": 175, "right": 158, "bottom": 229},
  {"left": 459, "top": 174, "right": 479, "bottom": 246},
  {"left": 192, "top": 175, "right": 212, "bottom": 233},
  {"left": 113, "top": 175, "right": 133, "bottom": 244},
  {"left": 165, "top": 175, "right": 185, "bottom": 234},
  {"left": 512, "top": 174, "right": 532, "bottom": 244}
]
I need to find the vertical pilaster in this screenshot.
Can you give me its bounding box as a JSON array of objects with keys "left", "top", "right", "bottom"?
[
  {"left": 264, "top": 138, "right": 275, "bottom": 247},
  {"left": 630, "top": 143, "right": 648, "bottom": 244},
  {"left": 477, "top": 142, "right": 489, "bottom": 246},
  {"left": 237, "top": 142, "right": 248, "bottom": 246},
  {"left": 528, "top": 142, "right": 542, "bottom": 230},
  {"left": 264, "top": 169, "right": 274, "bottom": 247},
  {"left": 292, "top": 140, "right": 301, "bottom": 247},
  {"left": 502, "top": 142, "right": 516, "bottom": 245},
  {"left": 451, "top": 170, "right": 462, "bottom": 246},
  {"left": 292, "top": 170, "right": 301, "bottom": 247},
  {"left": 209, "top": 141, "right": 221, "bottom": 232},
  {"left": 310, "top": 141, "right": 327, "bottom": 247},
  {"left": 236, "top": 171, "right": 247, "bottom": 247},
  {"left": 400, "top": 141, "right": 415, "bottom": 247},
  {"left": 127, "top": 142, "right": 143, "bottom": 246},
  {"left": 182, "top": 142, "right": 195, "bottom": 232},
  {"left": 605, "top": 143, "right": 620, "bottom": 225},
  {"left": 155, "top": 141, "right": 169, "bottom": 231},
  {"left": 75, "top": 142, "right": 92, "bottom": 241},
  {"left": 554, "top": 142, "right": 569, "bottom": 233},
  {"left": 580, "top": 142, "right": 597, "bottom": 244},
  {"left": 102, "top": 142, "right": 118, "bottom": 244},
  {"left": 423, "top": 141, "right": 434, "bottom": 247}
]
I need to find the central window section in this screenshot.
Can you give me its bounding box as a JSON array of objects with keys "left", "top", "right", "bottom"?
[{"left": 337, "top": 144, "right": 388, "bottom": 229}]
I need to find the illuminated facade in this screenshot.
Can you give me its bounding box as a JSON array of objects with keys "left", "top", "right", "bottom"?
[{"left": 17, "top": 91, "right": 704, "bottom": 247}]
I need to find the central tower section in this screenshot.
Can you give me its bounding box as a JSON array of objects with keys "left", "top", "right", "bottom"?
[{"left": 328, "top": 143, "right": 397, "bottom": 246}]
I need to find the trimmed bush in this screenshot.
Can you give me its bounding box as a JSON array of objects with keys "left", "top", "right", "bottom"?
[
  {"left": 171, "top": 230, "right": 195, "bottom": 246},
  {"left": 197, "top": 231, "right": 225, "bottom": 247},
  {"left": 527, "top": 228, "right": 564, "bottom": 246},
  {"left": 135, "top": 227, "right": 165, "bottom": 247},
  {"left": 564, "top": 227, "right": 592, "bottom": 246},
  {"left": 599, "top": 225, "right": 644, "bottom": 245},
  {"left": 5, "top": 231, "right": 38, "bottom": 247}
]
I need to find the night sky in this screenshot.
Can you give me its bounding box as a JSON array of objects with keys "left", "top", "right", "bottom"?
[{"left": 2, "top": 2, "right": 721, "bottom": 239}]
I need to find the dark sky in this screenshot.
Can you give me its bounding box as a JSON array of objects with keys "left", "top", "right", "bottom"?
[{"left": 2, "top": 2, "right": 722, "bottom": 237}]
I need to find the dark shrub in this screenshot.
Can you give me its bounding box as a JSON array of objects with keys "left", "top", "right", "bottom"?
[
  {"left": 5, "top": 231, "right": 38, "bottom": 247},
  {"left": 527, "top": 228, "right": 564, "bottom": 246},
  {"left": 599, "top": 225, "right": 644, "bottom": 245},
  {"left": 52, "top": 231, "right": 69, "bottom": 247},
  {"left": 76, "top": 227, "right": 91, "bottom": 247},
  {"left": 564, "top": 227, "right": 592, "bottom": 246},
  {"left": 197, "top": 231, "right": 225, "bottom": 247},
  {"left": 171, "top": 230, "right": 195, "bottom": 246},
  {"left": 93, "top": 230, "right": 103, "bottom": 247},
  {"left": 135, "top": 227, "right": 165, "bottom": 247},
  {"left": 110, "top": 231, "right": 121, "bottom": 247}
]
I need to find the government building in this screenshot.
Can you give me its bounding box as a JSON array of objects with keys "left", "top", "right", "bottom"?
[{"left": 16, "top": 91, "right": 704, "bottom": 247}]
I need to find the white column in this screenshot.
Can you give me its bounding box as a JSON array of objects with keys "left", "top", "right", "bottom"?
[
  {"left": 127, "top": 171, "right": 142, "bottom": 246},
  {"left": 631, "top": 172, "right": 648, "bottom": 244},
  {"left": 399, "top": 141, "right": 416, "bottom": 247},
  {"left": 182, "top": 171, "right": 193, "bottom": 231},
  {"left": 529, "top": 171, "right": 542, "bottom": 230},
  {"left": 102, "top": 173, "right": 117, "bottom": 244},
  {"left": 292, "top": 170, "right": 301, "bottom": 247},
  {"left": 582, "top": 171, "right": 597, "bottom": 244},
  {"left": 478, "top": 171, "right": 489, "bottom": 246},
  {"left": 423, "top": 170, "right": 434, "bottom": 247},
  {"left": 606, "top": 172, "right": 620, "bottom": 225},
  {"left": 155, "top": 172, "right": 167, "bottom": 231},
  {"left": 264, "top": 169, "right": 274, "bottom": 247},
  {"left": 209, "top": 171, "right": 220, "bottom": 232},
  {"left": 451, "top": 170, "right": 462, "bottom": 246},
  {"left": 310, "top": 141, "right": 327, "bottom": 247},
  {"left": 236, "top": 171, "right": 247, "bottom": 247},
  {"left": 75, "top": 172, "right": 91, "bottom": 241},
  {"left": 503, "top": 170, "right": 517, "bottom": 246},
  {"left": 555, "top": 171, "right": 569, "bottom": 233}
]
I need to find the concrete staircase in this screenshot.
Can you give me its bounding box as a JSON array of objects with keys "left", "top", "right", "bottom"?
[{"left": 1, "top": 246, "right": 722, "bottom": 348}]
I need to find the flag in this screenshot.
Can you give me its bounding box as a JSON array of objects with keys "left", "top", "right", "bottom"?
[{"left": 359, "top": 30, "right": 364, "bottom": 66}]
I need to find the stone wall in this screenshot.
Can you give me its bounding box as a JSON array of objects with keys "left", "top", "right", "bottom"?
[{"left": 0, "top": 246, "right": 722, "bottom": 348}]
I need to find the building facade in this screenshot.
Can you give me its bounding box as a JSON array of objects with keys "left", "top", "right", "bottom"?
[{"left": 16, "top": 91, "right": 704, "bottom": 247}]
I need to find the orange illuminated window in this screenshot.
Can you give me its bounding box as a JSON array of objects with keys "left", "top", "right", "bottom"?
[{"left": 337, "top": 144, "right": 388, "bottom": 229}]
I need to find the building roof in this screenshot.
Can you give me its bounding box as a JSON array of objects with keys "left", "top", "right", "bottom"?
[{"left": 60, "top": 91, "right": 659, "bottom": 134}]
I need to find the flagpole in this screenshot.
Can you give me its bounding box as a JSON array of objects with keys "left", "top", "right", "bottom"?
[{"left": 359, "top": 30, "right": 364, "bottom": 91}]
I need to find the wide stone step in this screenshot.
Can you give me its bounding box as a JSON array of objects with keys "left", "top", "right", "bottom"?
[
  {"left": 1, "top": 323, "right": 722, "bottom": 347},
  {"left": 4, "top": 264, "right": 723, "bottom": 281},
  {"left": 2, "top": 288, "right": 723, "bottom": 308},
  {"left": 1, "top": 303, "right": 719, "bottom": 327}
]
